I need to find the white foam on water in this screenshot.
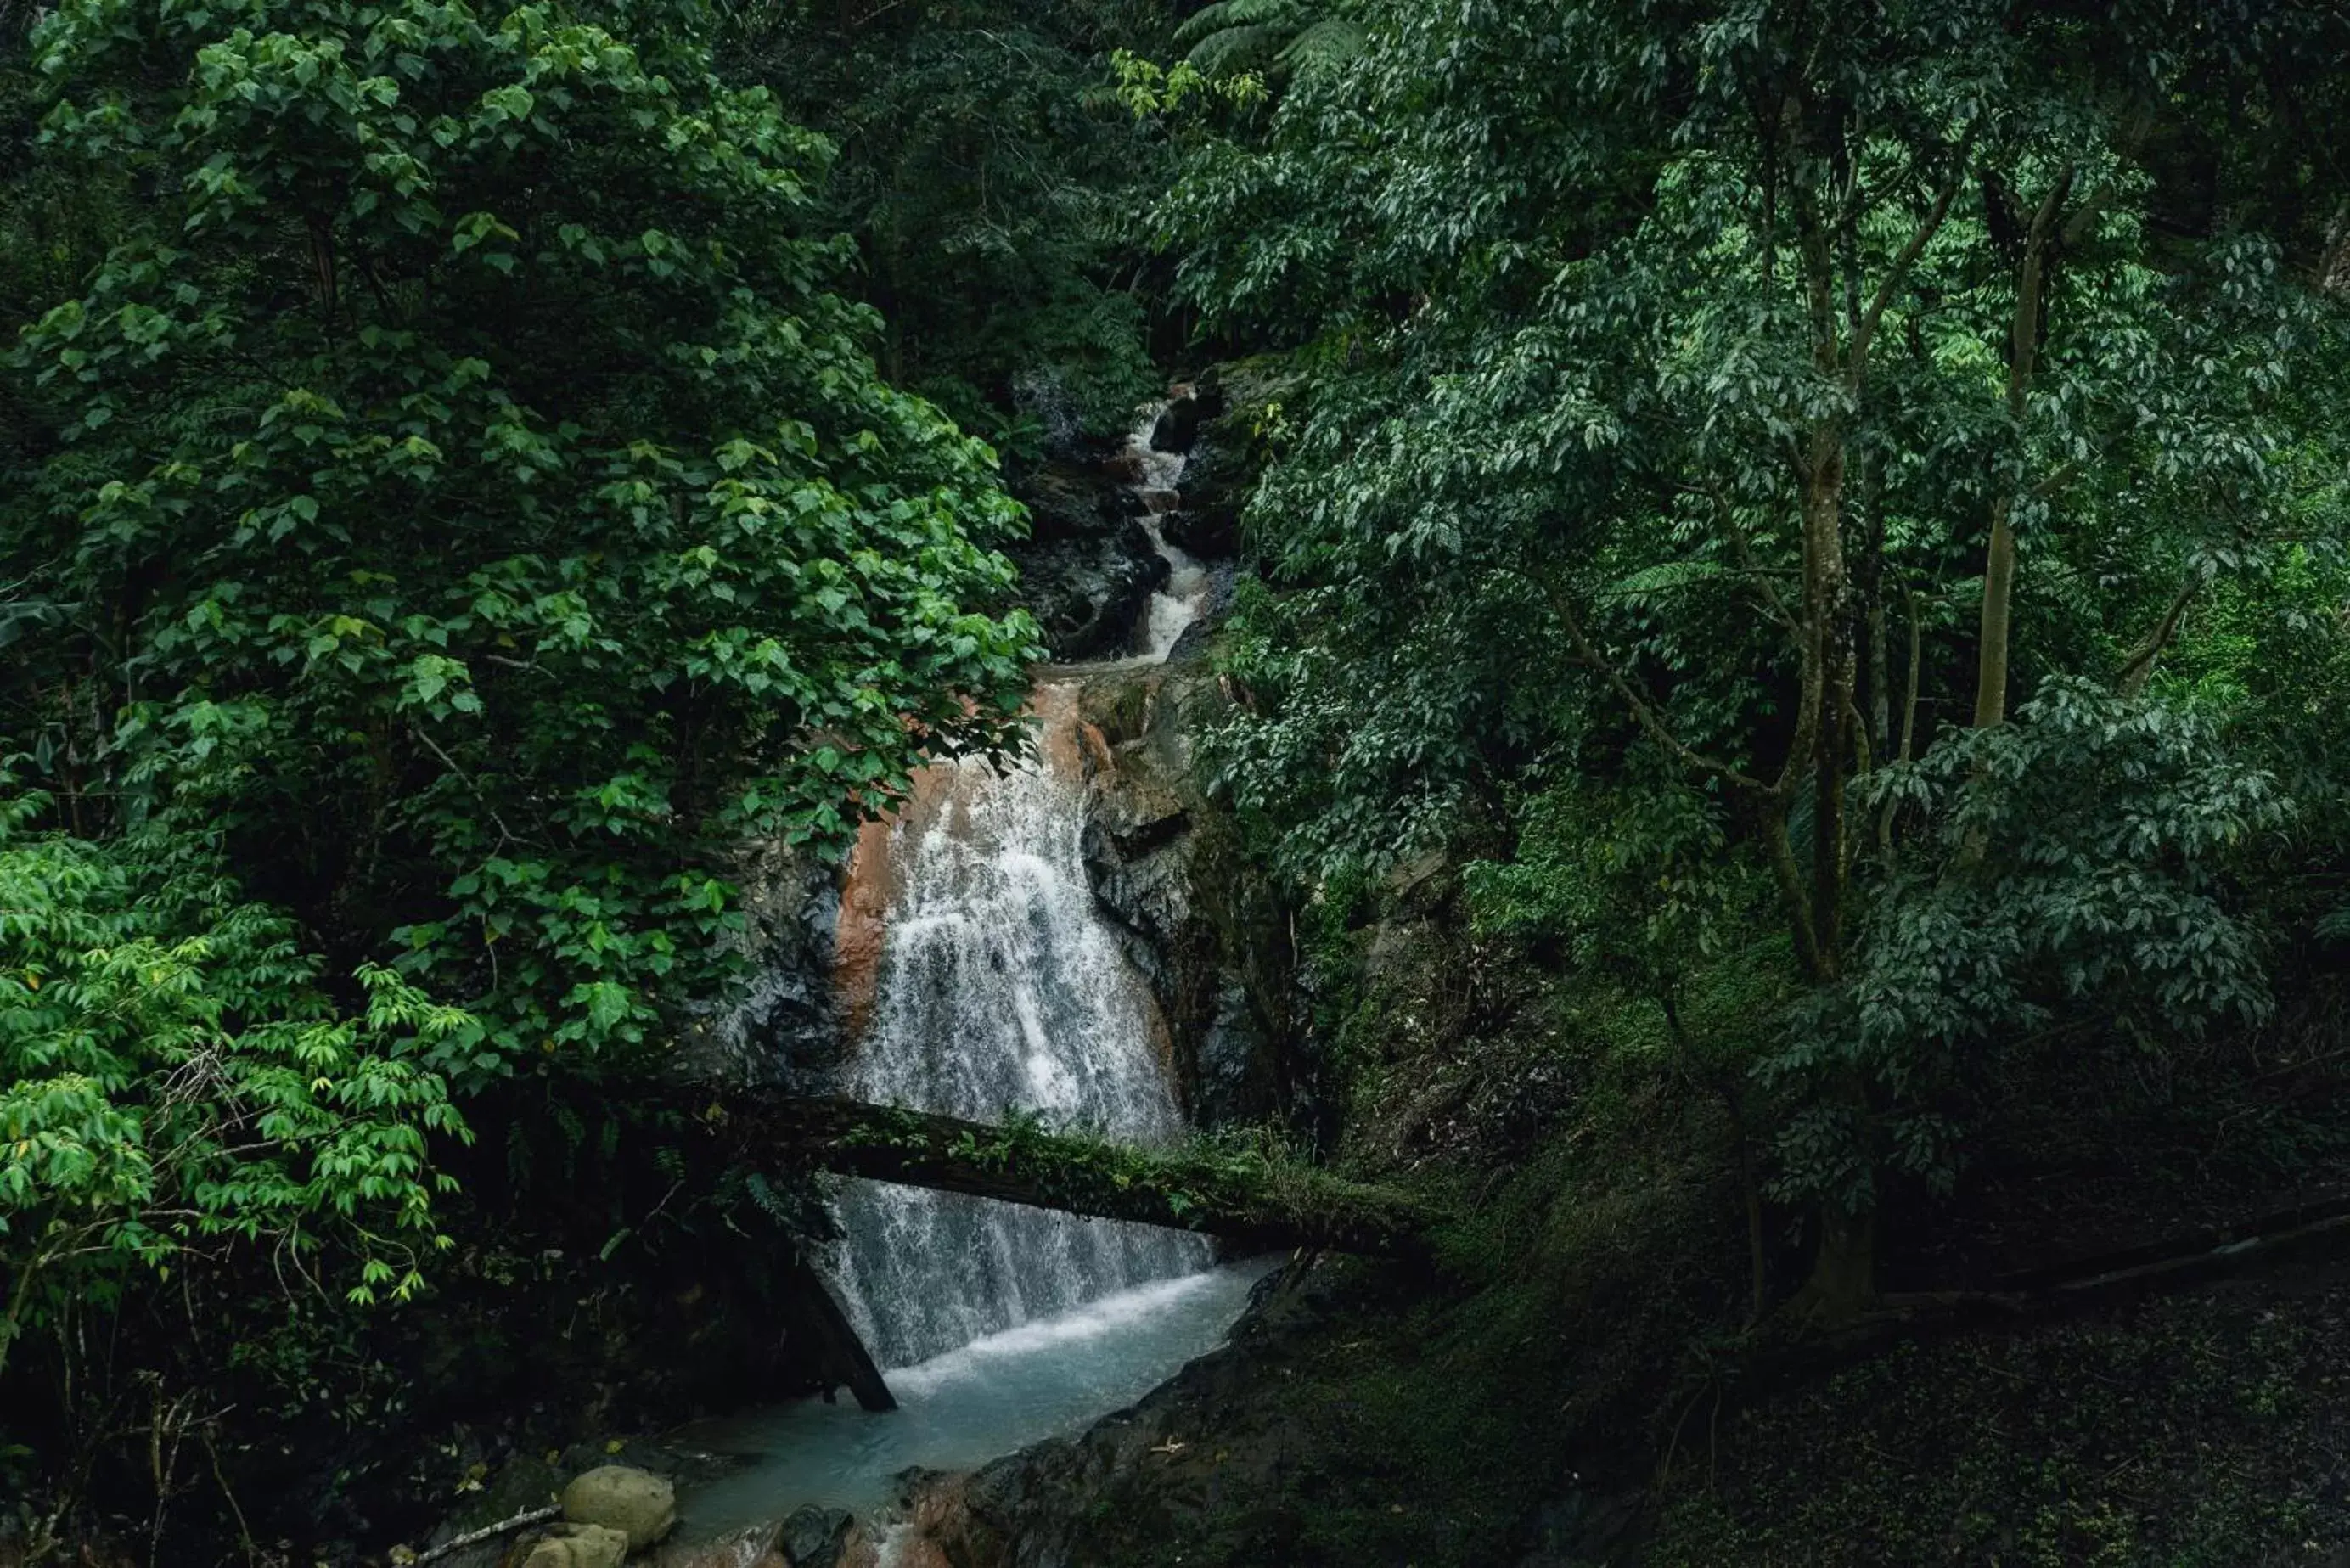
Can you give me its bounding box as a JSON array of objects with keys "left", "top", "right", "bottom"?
[
  {"left": 823, "top": 672, "right": 1211, "bottom": 1369},
  {"left": 1122, "top": 402, "right": 1212, "bottom": 664},
  {"left": 673, "top": 1259, "right": 1277, "bottom": 1537}
]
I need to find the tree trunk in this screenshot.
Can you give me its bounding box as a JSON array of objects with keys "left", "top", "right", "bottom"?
[
  {"left": 1859, "top": 457, "right": 1892, "bottom": 763},
  {"left": 788, "top": 1256, "right": 897, "bottom": 1412},
  {"left": 1974, "top": 167, "right": 2074, "bottom": 728},
  {"left": 1973, "top": 498, "right": 2019, "bottom": 726},
  {"left": 1795, "top": 1202, "right": 1877, "bottom": 1323},
  {"left": 722, "top": 1096, "right": 1442, "bottom": 1259},
  {"left": 1801, "top": 432, "right": 1852, "bottom": 964}
]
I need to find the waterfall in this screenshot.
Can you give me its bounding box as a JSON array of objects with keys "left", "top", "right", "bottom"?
[
  {"left": 1123, "top": 402, "right": 1212, "bottom": 664},
  {"left": 824, "top": 682, "right": 1212, "bottom": 1369}
]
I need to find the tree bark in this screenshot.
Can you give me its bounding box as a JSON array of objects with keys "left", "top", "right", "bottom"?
[
  {"left": 788, "top": 1256, "right": 897, "bottom": 1412},
  {"left": 1974, "top": 167, "right": 2075, "bottom": 728},
  {"left": 1858, "top": 457, "right": 1891, "bottom": 764},
  {"left": 724, "top": 1097, "right": 1442, "bottom": 1259},
  {"left": 2114, "top": 568, "right": 2204, "bottom": 697},
  {"left": 1794, "top": 1201, "right": 1877, "bottom": 1323}
]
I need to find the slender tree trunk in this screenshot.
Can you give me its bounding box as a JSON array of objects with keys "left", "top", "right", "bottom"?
[
  {"left": 1662, "top": 988, "right": 1769, "bottom": 1326},
  {"left": 1763, "top": 803, "right": 1823, "bottom": 980},
  {"left": 1802, "top": 1202, "right": 1877, "bottom": 1322},
  {"left": 1783, "top": 124, "right": 1872, "bottom": 1318},
  {"left": 1973, "top": 499, "right": 2019, "bottom": 726},
  {"left": 1802, "top": 431, "right": 1852, "bottom": 962},
  {"left": 1859, "top": 456, "right": 1891, "bottom": 762},
  {"left": 2115, "top": 570, "right": 2203, "bottom": 697},
  {"left": 1877, "top": 587, "right": 1926, "bottom": 858},
  {"left": 1974, "top": 167, "right": 2073, "bottom": 728}
]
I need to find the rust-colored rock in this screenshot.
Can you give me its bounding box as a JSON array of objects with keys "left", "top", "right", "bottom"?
[{"left": 832, "top": 813, "right": 895, "bottom": 1042}]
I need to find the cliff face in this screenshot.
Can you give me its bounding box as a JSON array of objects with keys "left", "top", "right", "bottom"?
[{"left": 1071, "top": 660, "right": 1299, "bottom": 1130}]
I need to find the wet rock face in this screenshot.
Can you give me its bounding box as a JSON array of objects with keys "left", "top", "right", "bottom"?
[
  {"left": 1071, "top": 664, "right": 1297, "bottom": 1130},
  {"left": 1148, "top": 392, "right": 1203, "bottom": 455},
  {"left": 777, "top": 1506, "right": 853, "bottom": 1567},
  {"left": 647, "top": 1506, "right": 847, "bottom": 1568},
  {"left": 1001, "top": 461, "right": 1167, "bottom": 663},
  {"left": 1158, "top": 359, "right": 1287, "bottom": 569},
  {"left": 680, "top": 843, "right": 848, "bottom": 1091},
  {"left": 1161, "top": 562, "right": 1236, "bottom": 666},
  {"left": 1158, "top": 505, "right": 1236, "bottom": 560}
]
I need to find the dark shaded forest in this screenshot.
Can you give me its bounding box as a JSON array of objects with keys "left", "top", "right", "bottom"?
[{"left": 4, "top": 1, "right": 2349, "bottom": 1564}]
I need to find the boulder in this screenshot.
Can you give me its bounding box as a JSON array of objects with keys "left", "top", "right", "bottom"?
[
  {"left": 1160, "top": 506, "right": 1237, "bottom": 559},
  {"left": 524, "top": 1523, "right": 630, "bottom": 1568},
  {"left": 653, "top": 1521, "right": 784, "bottom": 1568},
  {"left": 561, "top": 1465, "right": 677, "bottom": 1549},
  {"left": 1149, "top": 394, "right": 1203, "bottom": 453},
  {"left": 778, "top": 1505, "right": 854, "bottom": 1566},
  {"left": 1018, "top": 465, "right": 1117, "bottom": 543},
  {"left": 1002, "top": 523, "right": 1165, "bottom": 661}
]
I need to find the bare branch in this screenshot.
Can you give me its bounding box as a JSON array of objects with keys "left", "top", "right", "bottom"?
[
  {"left": 2114, "top": 567, "right": 2206, "bottom": 697},
  {"left": 1849, "top": 123, "right": 1978, "bottom": 385},
  {"left": 407, "top": 1506, "right": 564, "bottom": 1567},
  {"left": 1543, "top": 580, "right": 1772, "bottom": 795}
]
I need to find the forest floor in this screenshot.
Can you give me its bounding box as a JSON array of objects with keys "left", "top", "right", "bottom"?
[
  {"left": 945, "top": 1222, "right": 2350, "bottom": 1566},
  {"left": 1641, "top": 1261, "right": 2350, "bottom": 1566},
  {"left": 949, "top": 958, "right": 2350, "bottom": 1567}
]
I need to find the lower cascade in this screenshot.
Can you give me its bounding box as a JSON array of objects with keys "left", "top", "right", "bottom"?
[{"left": 824, "top": 678, "right": 1213, "bottom": 1371}]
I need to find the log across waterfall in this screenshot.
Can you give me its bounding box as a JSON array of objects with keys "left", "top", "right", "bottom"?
[
  {"left": 739, "top": 1096, "right": 1439, "bottom": 1257},
  {"left": 818, "top": 678, "right": 1215, "bottom": 1370}
]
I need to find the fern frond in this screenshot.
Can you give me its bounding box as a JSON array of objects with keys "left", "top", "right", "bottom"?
[
  {"left": 1186, "top": 22, "right": 1291, "bottom": 76},
  {"left": 1173, "top": 0, "right": 1309, "bottom": 48},
  {"left": 1278, "top": 16, "right": 1365, "bottom": 76}
]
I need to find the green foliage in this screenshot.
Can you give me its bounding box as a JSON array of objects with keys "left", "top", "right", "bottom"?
[
  {"left": 1466, "top": 778, "right": 1741, "bottom": 977},
  {"left": 1172, "top": 0, "right": 1362, "bottom": 84},
  {"left": 0, "top": 783, "right": 469, "bottom": 1382},
  {"left": 727, "top": 0, "right": 1175, "bottom": 445},
  {"left": 1177, "top": 0, "right": 2350, "bottom": 1290},
  {"left": 3, "top": 0, "right": 1042, "bottom": 1090},
  {"left": 1769, "top": 679, "right": 2293, "bottom": 1208}
]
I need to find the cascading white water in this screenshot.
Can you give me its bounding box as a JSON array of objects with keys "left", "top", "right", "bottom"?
[
  {"left": 1123, "top": 402, "right": 1212, "bottom": 663},
  {"left": 824, "top": 683, "right": 1212, "bottom": 1369}
]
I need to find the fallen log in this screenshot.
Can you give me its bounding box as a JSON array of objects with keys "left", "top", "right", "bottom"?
[
  {"left": 784, "top": 1254, "right": 897, "bottom": 1413},
  {"left": 716, "top": 1097, "right": 1441, "bottom": 1260}
]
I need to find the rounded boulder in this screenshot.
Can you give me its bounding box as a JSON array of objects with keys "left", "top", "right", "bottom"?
[
  {"left": 524, "top": 1522, "right": 630, "bottom": 1568},
  {"left": 561, "top": 1464, "right": 678, "bottom": 1549}
]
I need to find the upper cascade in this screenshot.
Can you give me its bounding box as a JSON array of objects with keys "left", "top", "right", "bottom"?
[{"left": 1119, "top": 399, "right": 1213, "bottom": 665}]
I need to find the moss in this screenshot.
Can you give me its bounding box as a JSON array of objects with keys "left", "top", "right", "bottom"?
[
  {"left": 1021, "top": 991, "right": 1743, "bottom": 1568},
  {"left": 1644, "top": 1279, "right": 2350, "bottom": 1565}
]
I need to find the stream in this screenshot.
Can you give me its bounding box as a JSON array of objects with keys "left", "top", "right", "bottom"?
[
  {"left": 683, "top": 398, "right": 1249, "bottom": 1537},
  {"left": 674, "top": 1258, "right": 1276, "bottom": 1535}
]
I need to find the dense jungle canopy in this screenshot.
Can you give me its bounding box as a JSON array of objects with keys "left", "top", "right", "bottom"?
[{"left": 3, "top": 0, "right": 2348, "bottom": 1563}]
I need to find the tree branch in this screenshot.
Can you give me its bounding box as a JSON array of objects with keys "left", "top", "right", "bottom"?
[
  {"left": 1545, "top": 582, "right": 1772, "bottom": 794},
  {"left": 409, "top": 1506, "right": 562, "bottom": 1566},
  {"left": 1848, "top": 123, "right": 1977, "bottom": 385},
  {"left": 2114, "top": 567, "right": 2206, "bottom": 697}
]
